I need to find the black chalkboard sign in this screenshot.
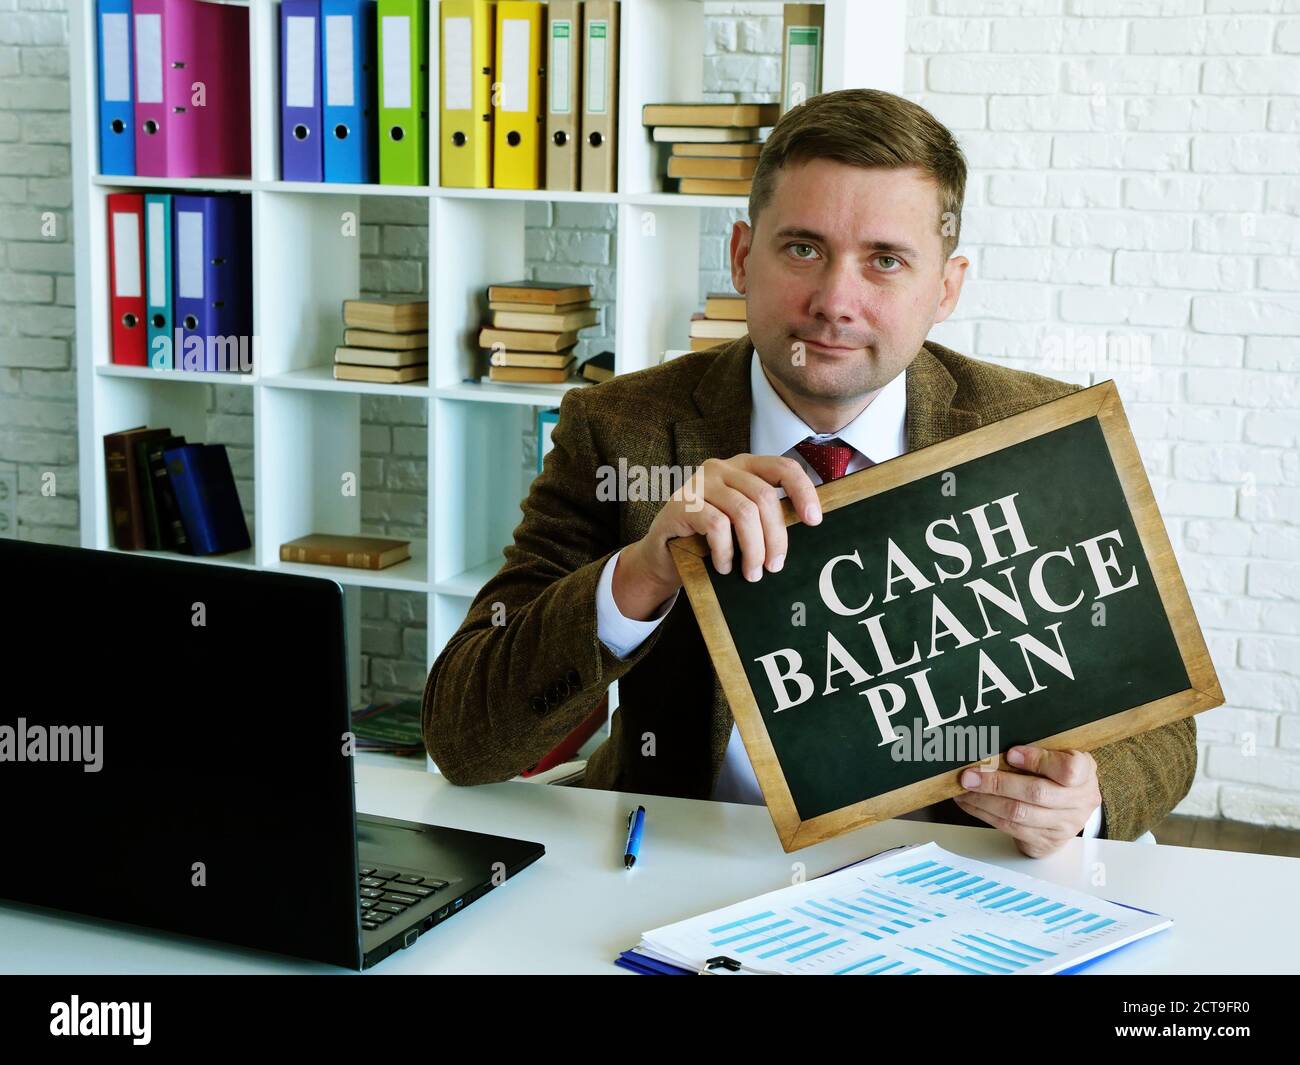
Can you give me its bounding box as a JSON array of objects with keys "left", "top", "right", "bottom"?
[{"left": 671, "top": 381, "right": 1222, "bottom": 851}]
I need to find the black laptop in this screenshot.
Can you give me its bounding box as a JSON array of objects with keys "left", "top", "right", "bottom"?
[{"left": 0, "top": 539, "right": 543, "bottom": 970}]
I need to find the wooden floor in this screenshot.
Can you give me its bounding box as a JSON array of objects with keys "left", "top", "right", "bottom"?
[{"left": 1154, "top": 814, "right": 1300, "bottom": 858}]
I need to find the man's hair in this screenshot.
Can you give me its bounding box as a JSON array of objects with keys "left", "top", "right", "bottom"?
[{"left": 748, "top": 88, "right": 967, "bottom": 262}]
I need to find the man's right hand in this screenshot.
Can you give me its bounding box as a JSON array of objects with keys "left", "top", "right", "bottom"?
[{"left": 611, "top": 454, "right": 824, "bottom": 621}]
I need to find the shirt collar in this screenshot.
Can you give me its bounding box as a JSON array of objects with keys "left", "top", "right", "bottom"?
[{"left": 748, "top": 349, "right": 908, "bottom": 465}]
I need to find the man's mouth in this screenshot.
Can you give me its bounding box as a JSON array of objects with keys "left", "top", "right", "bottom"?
[{"left": 795, "top": 335, "right": 861, "bottom": 353}]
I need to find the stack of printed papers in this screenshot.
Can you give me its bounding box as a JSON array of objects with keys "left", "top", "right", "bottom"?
[{"left": 621, "top": 841, "right": 1171, "bottom": 975}]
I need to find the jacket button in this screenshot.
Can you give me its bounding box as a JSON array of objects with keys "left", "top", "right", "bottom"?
[
  {"left": 565, "top": 669, "right": 580, "bottom": 686},
  {"left": 529, "top": 695, "right": 547, "bottom": 715}
]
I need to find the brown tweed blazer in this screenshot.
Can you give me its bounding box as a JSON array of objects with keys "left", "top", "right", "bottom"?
[{"left": 422, "top": 335, "right": 1198, "bottom": 842}]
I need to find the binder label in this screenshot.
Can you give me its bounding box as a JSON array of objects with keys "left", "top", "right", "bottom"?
[
  {"left": 176, "top": 210, "right": 204, "bottom": 300},
  {"left": 325, "top": 15, "right": 355, "bottom": 107},
  {"left": 146, "top": 200, "right": 166, "bottom": 307},
  {"left": 111, "top": 212, "right": 141, "bottom": 298},
  {"left": 501, "top": 19, "right": 530, "bottom": 113},
  {"left": 381, "top": 16, "right": 411, "bottom": 110},
  {"left": 101, "top": 12, "right": 131, "bottom": 101},
  {"left": 286, "top": 16, "right": 317, "bottom": 109},
  {"left": 785, "top": 27, "right": 822, "bottom": 104},
  {"left": 586, "top": 22, "right": 607, "bottom": 115},
  {"left": 134, "top": 13, "right": 162, "bottom": 105},
  {"left": 549, "top": 21, "right": 571, "bottom": 114},
  {"left": 443, "top": 16, "right": 471, "bottom": 112}
]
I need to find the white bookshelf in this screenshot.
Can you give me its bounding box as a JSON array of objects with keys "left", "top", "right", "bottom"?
[{"left": 68, "top": 0, "right": 904, "bottom": 764}]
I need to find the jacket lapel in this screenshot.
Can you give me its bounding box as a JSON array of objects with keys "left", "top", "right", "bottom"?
[
  {"left": 672, "top": 336, "right": 755, "bottom": 474},
  {"left": 667, "top": 335, "right": 984, "bottom": 786},
  {"left": 905, "top": 342, "right": 982, "bottom": 449}
]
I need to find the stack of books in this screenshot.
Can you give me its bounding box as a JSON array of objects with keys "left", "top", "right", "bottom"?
[
  {"left": 480, "top": 281, "right": 599, "bottom": 384},
  {"left": 335, "top": 298, "right": 429, "bottom": 384},
  {"left": 642, "top": 102, "right": 779, "bottom": 195},
  {"left": 103, "top": 426, "right": 250, "bottom": 556},
  {"left": 689, "top": 292, "right": 748, "bottom": 351},
  {"left": 350, "top": 698, "right": 424, "bottom": 757}
]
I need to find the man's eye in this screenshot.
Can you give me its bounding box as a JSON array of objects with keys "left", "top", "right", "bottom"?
[
  {"left": 789, "top": 243, "right": 817, "bottom": 259},
  {"left": 877, "top": 256, "right": 901, "bottom": 271}
]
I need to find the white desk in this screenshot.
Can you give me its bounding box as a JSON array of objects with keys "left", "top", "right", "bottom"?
[{"left": 2, "top": 763, "right": 1297, "bottom": 974}]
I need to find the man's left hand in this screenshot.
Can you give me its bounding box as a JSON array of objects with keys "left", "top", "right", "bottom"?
[{"left": 952, "top": 746, "right": 1102, "bottom": 858}]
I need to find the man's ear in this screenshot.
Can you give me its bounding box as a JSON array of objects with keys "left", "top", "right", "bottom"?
[
  {"left": 933, "top": 254, "right": 970, "bottom": 325},
  {"left": 730, "top": 220, "right": 753, "bottom": 295}
]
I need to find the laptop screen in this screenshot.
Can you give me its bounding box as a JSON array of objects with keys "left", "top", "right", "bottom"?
[{"left": 0, "top": 539, "right": 362, "bottom": 969}]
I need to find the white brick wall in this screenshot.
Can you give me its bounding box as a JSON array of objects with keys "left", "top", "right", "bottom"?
[
  {"left": 905, "top": 0, "right": 1300, "bottom": 829},
  {"left": 0, "top": 0, "right": 75, "bottom": 552},
  {"left": 2, "top": 0, "right": 1298, "bottom": 825}
]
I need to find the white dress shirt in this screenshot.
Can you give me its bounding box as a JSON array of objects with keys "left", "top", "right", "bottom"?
[{"left": 594, "top": 349, "right": 1103, "bottom": 839}]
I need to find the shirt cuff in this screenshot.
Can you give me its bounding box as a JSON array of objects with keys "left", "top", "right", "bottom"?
[
  {"left": 596, "top": 548, "right": 679, "bottom": 660},
  {"left": 1080, "top": 802, "right": 1104, "bottom": 839}
]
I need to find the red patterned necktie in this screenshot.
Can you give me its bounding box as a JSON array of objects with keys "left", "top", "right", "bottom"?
[{"left": 794, "top": 436, "right": 858, "bottom": 483}]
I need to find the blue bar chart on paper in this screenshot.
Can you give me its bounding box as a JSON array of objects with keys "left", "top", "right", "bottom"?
[{"left": 635, "top": 842, "right": 1171, "bottom": 975}]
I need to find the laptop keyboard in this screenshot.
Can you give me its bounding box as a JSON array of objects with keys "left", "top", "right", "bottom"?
[{"left": 359, "top": 866, "right": 451, "bottom": 932}]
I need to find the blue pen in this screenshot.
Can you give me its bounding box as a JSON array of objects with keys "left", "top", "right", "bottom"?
[{"left": 624, "top": 806, "right": 646, "bottom": 869}]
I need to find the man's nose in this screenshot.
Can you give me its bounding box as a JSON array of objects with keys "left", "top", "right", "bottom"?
[{"left": 807, "top": 257, "right": 864, "bottom": 325}]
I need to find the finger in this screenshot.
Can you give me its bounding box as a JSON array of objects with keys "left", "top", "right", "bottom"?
[
  {"left": 1008, "top": 745, "right": 1095, "bottom": 788},
  {"left": 1015, "top": 835, "right": 1065, "bottom": 860},
  {"left": 707, "top": 484, "right": 767, "bottom": 582},
  {"left": 687, "top": 501, "right": 736, "bottom": 575},
  {"left": 737, "top": 454, "right": 822, "bottom": 526},
  {"left": 720, "top": 467, "right": 790, "bottom": 573},
  {"left": 951, "top": 792, "right": 1036, "bottom": 841},
  {"left": 953, "top": 794, "right": 1065, "bottom": 857},
  {"left": 954, "top": 790, "right": 1059, "bottom": 831},
  {"left": 959, "top": 766, "right": 1072, "bottom": 810}
]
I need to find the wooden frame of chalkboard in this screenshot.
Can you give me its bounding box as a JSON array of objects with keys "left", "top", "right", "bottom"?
[{"left": 669, "top": 379, "right": 1223, "bottom": 852}]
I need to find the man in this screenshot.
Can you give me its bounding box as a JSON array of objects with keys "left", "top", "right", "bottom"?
[{"left": 423, "top": 89, "right": 1197, "bottom": 858}]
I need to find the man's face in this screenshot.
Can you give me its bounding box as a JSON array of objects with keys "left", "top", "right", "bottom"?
[{"left": 731, "top": 159, "right": 968, "bottom": 405}]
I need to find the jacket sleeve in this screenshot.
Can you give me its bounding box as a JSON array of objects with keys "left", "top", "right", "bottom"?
[
  {"left": 421, "top": 386, "right": 671, "bottom": 785},
  {"left": 1091, "top": 715, "right": 1198, "bottom": 841}
]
